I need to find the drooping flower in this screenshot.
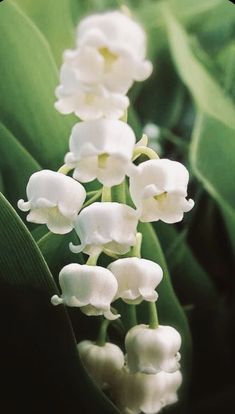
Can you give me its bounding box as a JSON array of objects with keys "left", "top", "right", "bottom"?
[
  {"left": 51, "top": 263, "right": 119, "bottom": 320},
  {"left": 75, "top": 10, "right": 152, "bottom": 94},
  {"left": 113, "top": 368, "right": 182, "bottom": 414},
  {"left": 55, "top": 74, "right": 129, "bottom": 121},
  {"left": 108, "top": 257, "right": 163, "bottom": 304},
  {"left": 70, "top": 202, "right": 138, "bottom": 256},
  {"left": 65, "top": 119, "right": 135, "bottom": 186},
  {"left": 129, "top": 159, "right": 194, "bottom": 223},
  {"left": 77, "top": 340, "right": 125, "bottom": 389},
  {"left": 17, "top": 170, "right": 86, "bottom": 234},
  {"left": 125, "top": 324, "right": 181, "bottom": 374}
]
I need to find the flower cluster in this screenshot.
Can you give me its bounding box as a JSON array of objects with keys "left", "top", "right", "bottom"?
[
  {"left": 18, "top": 9, "right": 194, "bottom": 414},
  {"left": 55, "top": 11, "right": 152, "bottom": 120}
]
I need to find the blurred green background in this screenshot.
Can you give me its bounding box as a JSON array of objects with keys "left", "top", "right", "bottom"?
[{"left": 0, "top": 0, "right": 235, "bottom": 413}]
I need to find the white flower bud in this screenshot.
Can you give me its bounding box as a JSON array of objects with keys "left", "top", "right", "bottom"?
[
  {"left": 129, "top": 159, "right": 194, "bottom": 223},
  {"left": 55, "top": 77, "right": 129, "bottom": 121},
  {"left": 75, "top": 11, "right": 152, "bottom": 94},
  {"left": 70, "top": 202, "right": 138, "bottom": 256},
  {"left": 65, "top": 119, "right": 135, "bottom": 186},
  {"left": 51, "top": 263, "right": 119, "bottom": 320},
  {"left": 108, "top": 258, "right": 163, "bottom": 304},
  {"left": 77, "top": 340, "right": 125, "bottom": 389},
  {"left": 17, "top": 170, "right": 86, "bottom": 234},
  {"left": 114, "top": 368, "right": 181, "bottom": 414},
  {"left": 125, "top": 324, "right": 181, "bottom": 374}
]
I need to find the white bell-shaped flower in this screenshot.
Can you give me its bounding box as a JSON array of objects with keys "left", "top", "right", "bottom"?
[
  {"left": 51, "top": 263, "right": 119, "bottom": 320},
  {"left": 129, "top": 159, "right": 194, "bottom": 223},
  {"left": 70, "top": 202, "right": 138, "bottom": 256},
  {"left": 77, "top": 340, "right": 125, "bottom": 389},
  {"left": 125, "top": 324, "right": 181, "bottom": 374},
  {"left": 65, "top": 119, "right": 135, "bottom": 186},
  {"left": 114, "top": 368, "right": 180, "bottom": 414},
  {"left": 74, "top": 11, "right": 152, "bottom": 94},
  {"left": 55, "top": 70, "right": 129, "bottom": 121},
  {"left": 17, "top": 170, "right": 86, "bottom": 234},
  {"left": 108, "top": 258, "right": 163, "bottom": 304},
  {"left": 163, "top": 370, "right": 182, "bottom": 406}
]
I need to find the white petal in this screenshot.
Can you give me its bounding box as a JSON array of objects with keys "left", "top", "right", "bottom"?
[
  {"left": 125, "top": 325, "right": 182, "bottom": 375},
  {"left": 19, "top": 170, "right": 86, "bottom": 234},
  {"left": 53, "top": 264, "right": 118, "bottom": 319},
  {"left": 77, "top": 11, "right": 147, "bottom": 60},
  {"left": 77, "top": 340, "right": 124, "bottom": 389},
  {"left": 108, "top": 257, "right": 163, "bottom": 304},
  {"left": 17, "top": 199, "right": 31, "bottom": 212},
  {"left": 129, "top": 159, "right": 194, "bottom": 223},
  {"left": 73, "top": 202, "right": 138, "bottom": 256}
]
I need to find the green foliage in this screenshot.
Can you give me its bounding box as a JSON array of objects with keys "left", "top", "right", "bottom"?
[
  {"left": 1, "top": 0, "right": 235, "bottom": 412},
  {"left": 0, "top": 193, "right": 120, "bottom": 413},
  {"left": 0, "top": 1, "right": 75, "bottom": 172},
  {"left": 12, "top": 0, "right": 75, "bottom": 64}
]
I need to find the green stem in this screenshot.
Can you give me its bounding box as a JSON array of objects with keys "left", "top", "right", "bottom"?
[
  {"left": 127, "top": 304, "right": 137, "bottom": 329},
  {"left": 112, "top": 180, "right": 126, "bottom": 204},
  {"left": 101, "top": 186, "right": 112, "bottom": 202},
  {"left": 148, "top": 301, "right": 159, "bottom": 329},
  {"left": 86, "top": 253, "right": 101, "bottom": 266},
  {"left": 132, "top": 146, "right": 159, "bottom": 161},
  {"left": 96, "top": 319, "right": 110, "bottom": 346},
  {"left": 83, "top": 188, "right": 102, "bottom": 208},
  {"left": 130, "top": 232, "right": 142, "bottom": 258},
  {"left": 57, "top": 164, "right": 72, "bottom": 175},
  {"left": 103, "top": 249, "right": 119, "bottom": 259}
]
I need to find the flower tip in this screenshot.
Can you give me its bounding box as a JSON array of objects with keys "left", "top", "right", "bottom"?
[
  {"left": 17, "top": 199, "right": 31, "bottom": 212},
  {"left": 104, "top": 309, "right": 120, "bottom": 321},
  {"left": 69, "top": 241, "right": 82, "bottom": 253},
  {"left": 51, "top": 295, "right": 63, "bottom": 306},
  {"left": 189, "top": 198, "right": 195, "bottom": 209}
]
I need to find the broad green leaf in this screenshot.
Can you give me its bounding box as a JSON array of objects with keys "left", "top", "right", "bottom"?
[
  {"left": 135, "top": 50, "right": 185, "bottom": 128},
  {"left": 164, "top": 8, "right": 235, "bottom": 251},
  {"left": 164, "top": 5, "right": 235, "bottom": 130},
  {"left": 155, "top": 222, "right": 218, "bottom": 308},
  {"left": 216, "top": 42, "right": 235, "bottom": 101},
  {"left": 38, "top": 231, "right": 85, "bottom": 279},
  {"left": 12, "top": 0, "right": 75, "bottom": 64},
  {"left": 0, "top": 121, "right": 40, "bottom": 206},
  {"left": 0, "top": 193, "right": 119, "bottom": 413},
  {"left": 138, "top": 223, "right": 192, "bottom": 393},
  {"left": 0, "top": 1, "right": 75, "bottom": 170},
  {"left": 127, "top": 107, "right": 143, "bottom": 138},
  {"left": 191, "top": 113, "right": 235, "bottom": 251}
]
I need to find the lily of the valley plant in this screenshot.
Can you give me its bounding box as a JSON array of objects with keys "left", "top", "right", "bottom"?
[{"left": 18, "top": 9, "right": 194, "bottom": 414}]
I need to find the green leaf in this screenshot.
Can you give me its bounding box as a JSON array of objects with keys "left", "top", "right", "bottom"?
[
  {"left": 135, "top": 50, "right": 185, "bottom": 128},
  {"left": 0, "top": 193, "right": 119, "bottom": 413},
  {"left": 191, "top": 113, "right": 235, "bottom": 251},
  {"left": 138, "top": 223, "right": 192, "bottom": 394},
  {"left": 155, "top": 222, "right": 218, "bottom": 308},
  {"left": 12, "top": 0, "right": 75, "bottom": 64},
  {"left": 38, "top": 231, "right": 85, "bottom": 279},
  {"left": 164, "top": 8, "right": 235, "bottom": 251},
  {"left": 0, "top": 121, "right": 40, "bottom": 206},
  {"left": 0, "top": 1, "right": 75, "bottom": 170},
  {"left": 164, "top": 5, "right": 235, "bottom": 129}
]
